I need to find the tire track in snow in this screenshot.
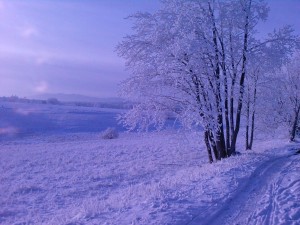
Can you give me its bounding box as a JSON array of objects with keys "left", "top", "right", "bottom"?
[
  {"left": 248, "top": 154, "right": 300, "bottom": 225},
  {"left": 188, "top": 148, "right": 300, "bottom": 225}
]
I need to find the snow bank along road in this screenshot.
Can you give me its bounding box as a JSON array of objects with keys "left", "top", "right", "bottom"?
[
  {"left": 189, "top": 146, "right": 300, "bottom": 225},
  {"left": 0, "top": 131, "right": 299, "bottom": 224}
]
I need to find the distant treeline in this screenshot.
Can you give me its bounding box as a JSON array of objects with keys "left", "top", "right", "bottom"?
[{"left": 0, "top": 95, "right": 133, "bottom": 109}]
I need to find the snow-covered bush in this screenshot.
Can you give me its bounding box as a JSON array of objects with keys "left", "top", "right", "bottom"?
[{"left": 101, "top": 127, "right": 119, "bottom": 139}]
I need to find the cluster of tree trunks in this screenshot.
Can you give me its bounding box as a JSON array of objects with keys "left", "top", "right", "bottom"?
[{"left": 203, "top": 1, "right": 251, "bottom": 163}]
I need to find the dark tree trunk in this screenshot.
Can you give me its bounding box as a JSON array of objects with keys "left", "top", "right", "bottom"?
[
  {"left": 204, "top": 131, "right": 214, "bottom": 163},
  {"left": 245, "top": 88, "right": 251, "bottom": 150},
  {"left": 290, "top": 107, "right": 300, "bottom": 141},
  {"left": 209, "top": 2, "right": 227, "bottom": 159},
  {"left": 216, "top": 114, "right": 227, "bottom": 158},
  {"left": 245, "top": 70, "right": 258, "bottom": 150},
  {"left": 219, "top": 37, "right": 231, "bottom": 155},
  {"left": 209, "top": 131, "right": 220, "bottom": 160},
  {"left": 248, "top": 78, "right": 257, "bottom": 150},
  {"left": 229, "top": 32, "right": 236, "bottom": 150},
  {"left": 224, "top": 94, "right": 231, "bottom": 154},
  {"left": 230, "top": 0, "right": 251, "bottom": 156},
  {"left": 249, "top": 108, "right": 255, "bottom": 149}
]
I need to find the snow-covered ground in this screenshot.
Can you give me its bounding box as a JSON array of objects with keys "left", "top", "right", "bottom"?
[
  {"left": 0, "top": 102, "right": 299, "bottom": 224},
  {"left": 190, "top": 144, "right": 300, "bottom": 225}
]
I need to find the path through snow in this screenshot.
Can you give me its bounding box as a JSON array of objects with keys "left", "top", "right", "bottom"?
[{"left": 189, "top": 147, "right": 300, "bottom": 225}]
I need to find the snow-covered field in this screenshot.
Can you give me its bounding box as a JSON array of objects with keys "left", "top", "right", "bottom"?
[
  {"left": 0, "top": 101, "right": 127, "bottom": 136},
  {"left": 0, "top": 102, "right": 299, "bottom": 224}
]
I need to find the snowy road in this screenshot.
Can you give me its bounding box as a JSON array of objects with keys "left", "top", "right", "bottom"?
[{"left": 189, "top": 148, "right": 300, "bottom": 225}]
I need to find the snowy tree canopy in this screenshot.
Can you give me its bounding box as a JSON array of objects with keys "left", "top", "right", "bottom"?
[
  {"left": 262, "top": 52, "right": 300, "bottom": 141},
  {"left": 117, "top": 0, "right": 299, "bottom": 162}
]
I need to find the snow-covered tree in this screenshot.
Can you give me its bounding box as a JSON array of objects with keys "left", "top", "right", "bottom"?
[
  {"left": 117, "top": 0, "right": 299, "bottom": 162},
  {"left": 285, "top": 63, "right": 300, "bottom": 141},
  {"left": 266, "top": 54, "right": 300, "bottom": 141},
  {"left": 244, "top": 66, "right": 259, "bottom": 150}
]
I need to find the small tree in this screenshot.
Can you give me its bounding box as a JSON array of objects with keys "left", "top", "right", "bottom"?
[
  {"left": 287, "top": 56, "right": 300, "bottom": 141},
  {"left": 279, "top": 55, "right": 300, "bottom": 141},
  {"left": 260, "top": 53, "right": 300, "bottom": 141}
]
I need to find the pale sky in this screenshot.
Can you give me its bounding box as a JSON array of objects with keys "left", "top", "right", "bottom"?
[{"left": 0, "top": 0, "right": 299, "bottom": 98}]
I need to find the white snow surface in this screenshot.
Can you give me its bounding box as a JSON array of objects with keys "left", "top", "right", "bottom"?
[{"left": 0, "top": 102, "right": 299, "bottom": 225}]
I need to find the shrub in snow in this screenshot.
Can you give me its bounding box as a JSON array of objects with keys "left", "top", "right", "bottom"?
[
  {"left": 47, "top": 98, "right": 60, "bottom": 105},
  {"left": 101, "top": 127, "right": 119, "bottom": 139}
]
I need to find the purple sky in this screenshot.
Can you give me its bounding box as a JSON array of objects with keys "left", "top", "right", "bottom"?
[{"left": 0, "top": 0, "right": 299, "bottom": 98}]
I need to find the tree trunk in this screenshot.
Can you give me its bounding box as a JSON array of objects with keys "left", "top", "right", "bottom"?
[
  {"left": 229, "top": 32, "right": 236, "bottom": 151},
  {"left": 209, "top": 131, "right": 220, "bottom": 160},
  {"left": 230, "top": 0, "right": 251, "bottom": 156},
  {"left": 245, "top": 87, "right": 250, "bottom": 150},
  {"left": 249, "top": 108, "right": 255, "bottom": 149},
  {"left": 290, "top": 107, "right": 300, "bottom": 141},
  {"left": 248, "top": 77, "right": 257, "bottom": 150},
  {"left": 219, "top": 38, "right": 231, "bottom": 155},
  {"left": 210, "top": 2, "right": 227, "bottom": 159},
  {"left": 216, "top": 105, "right": 227, "bottom": 158},
  {"left": 216, "top": 126, "right": 227, "bottom": 158},
  {"left": 204, "top": 130, "right": 214, "bottom": 163},
  {"left": 224, "top": 95, "right": 231, "bottom": 154}
]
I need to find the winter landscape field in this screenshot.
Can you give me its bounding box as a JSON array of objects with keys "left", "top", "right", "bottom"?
[
  {"left": 1, "top": 0, "right": 300, "bottom": 224},
  {"left": 0, "top": 100, "right": 299, "bottom": 225}
]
